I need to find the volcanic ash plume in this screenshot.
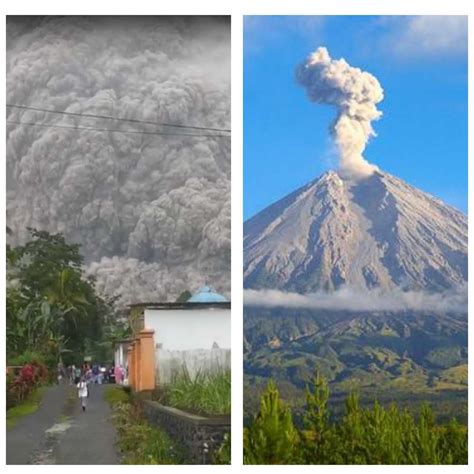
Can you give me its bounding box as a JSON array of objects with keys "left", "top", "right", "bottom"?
[
  {"left": 6, "top": 16, "right": 230, "bottom": 305},
  {"left": 296, "top": 47, "right": 384, "bottom": 179}
]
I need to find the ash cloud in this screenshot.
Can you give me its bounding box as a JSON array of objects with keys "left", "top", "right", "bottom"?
[
  {"left": 296, "top": 47, "right": 383, "bottom": 179},
  {"left": 6, "top": 16, "right": 230, "bottom": 305},
  {"left": 244, "top": 285, "right": 467, "bottom": 314}
]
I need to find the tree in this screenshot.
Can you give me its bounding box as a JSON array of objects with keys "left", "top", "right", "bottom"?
[
  {"left": 176, "top": 290, "right": 192, "bottom": 303},
  {"left": 301, "top": 370, "right": 341, "bottom": 463},
  {"left": 13, "top": 228, "right": 83, "bottom": 299},
  {"left": 244, "top": 380, "right": 298, "bottom": 464},
  {"left": 6, "top": 229, "right": 118, "bottom": 368},
  {"left": 244, "top": 373, "right": 468, "bottom": 465}
]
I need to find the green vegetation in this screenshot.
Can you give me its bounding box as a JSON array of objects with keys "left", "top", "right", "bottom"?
[
  {"left": 7, "top": 229, "right": 126, "bottom": 368},
  {"left": 159, "top": 369, "right": 231, "bottom": 415},
  {"left": 8, "top": 350, "right": 48, "bottom": 367},
  {"left": 244, "top": 306, "right": 468, "bottom": 421},
  {"left": 425, "top": 346, "right": 465, "bottom": 368},
  {"left": 106, "top": 387, "right": 183, "bottom": 464},
  {"left": 105, "top": 386, "right": 131, "bottom": 406},
  {"left": 7, "top": 359, "right": 50, "bottom": 409},
  {"left": 7, "top": 387, "right": 44, "bottom": 429},
  {"left": 175, "top": 290, "right": 192, "bottom": 302},
  {"left": 213, "top": 433, "right": 231, "bottom": 465},
  {"left": 244, "top": 372, "right": 468, "bottom": 465},
  {"left": 435, "top": 364, "right": 468, "bottom": 391},
  {"left": 244, "top": 380, "right": 298, "bottom": 464}
]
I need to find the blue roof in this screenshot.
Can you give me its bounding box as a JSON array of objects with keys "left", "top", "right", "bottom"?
[{"left": 187, "top": 286, "right": 228, "bottom": 303}]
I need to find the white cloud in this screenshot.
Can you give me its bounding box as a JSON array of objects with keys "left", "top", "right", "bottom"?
[
  {"left": 384, "top": 16, "right": 467, "bottom": 58},
  {"left": 244, "top": 285, "right": 467, "bottom": 314}
]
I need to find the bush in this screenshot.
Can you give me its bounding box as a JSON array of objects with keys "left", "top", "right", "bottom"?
[
  {"left": 7, "top": 360, "right": 50, "bottom": 408},
  {"left": 109, "top": 397, "right": 183, "bottom": 464}
]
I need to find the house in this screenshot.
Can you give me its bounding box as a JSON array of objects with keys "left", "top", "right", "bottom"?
[{"left": 127, "top": 286, "right": 230, "bottom": 391}]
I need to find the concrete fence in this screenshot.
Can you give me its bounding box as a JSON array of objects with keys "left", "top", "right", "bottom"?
[
  {"left": 156, "top": 348, "right": 231, "bottom": 384},
  {"left": 128, "top": 327, "right": 231, "bottom": 463},
  {"left": 127, "top": 328, "right": 231, "bottom": 390}
]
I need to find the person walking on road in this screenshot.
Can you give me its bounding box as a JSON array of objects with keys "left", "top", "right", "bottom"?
[
  {"left": 92, "top": 364, "right": 99, "bottom": 383},
  {"left": 77, "top": 376, "right": 89, "bottom": 412}
]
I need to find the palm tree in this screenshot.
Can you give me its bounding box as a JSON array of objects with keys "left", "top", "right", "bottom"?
[{"left": 45, "top": 269, "right": 90, "bottom": 324}]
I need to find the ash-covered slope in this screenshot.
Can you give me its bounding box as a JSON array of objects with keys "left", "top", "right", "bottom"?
[{"left": 244, "top": 171, "right": 467, "bottom": 293}]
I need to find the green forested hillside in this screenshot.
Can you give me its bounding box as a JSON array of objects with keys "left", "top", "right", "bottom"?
[{"left": 244, "top": 307, "right": 467, "bottom": 423}]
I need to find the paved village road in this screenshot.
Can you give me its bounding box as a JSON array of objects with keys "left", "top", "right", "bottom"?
[
  {"left": 53, "top": 383, "right": 119, "bottom": 464},
  {"left": 7, "top": 383, "right": 119, "bottom": 465},
  {"left": 7, "top": 383, "right": 69, "bottom": 464}
]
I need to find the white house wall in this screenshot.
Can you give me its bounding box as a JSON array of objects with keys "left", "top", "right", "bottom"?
[{"left": 144, "top": 308, "right": 230, "bottom": 351}]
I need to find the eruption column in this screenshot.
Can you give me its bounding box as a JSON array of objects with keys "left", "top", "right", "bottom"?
[{"left": 296, "top": 47, "right": 384, "bottom": 179}]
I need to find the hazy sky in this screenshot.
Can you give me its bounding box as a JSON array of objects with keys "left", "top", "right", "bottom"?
[{"left": 244, "top": 16, "right": 468, "bottom": 219}]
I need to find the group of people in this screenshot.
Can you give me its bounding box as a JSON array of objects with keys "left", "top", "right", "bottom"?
[
  {"left": 57, "top": 361, "right": 128, "bottom": 412},
  {"left": 69, "top": 363, "right": 97, "bottom": 385}
]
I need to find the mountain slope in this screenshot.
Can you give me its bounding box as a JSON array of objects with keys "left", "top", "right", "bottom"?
[
  {"left": 244, "top": 170, "right": 468, "bottom": 419},
  {"left": 244, "top": 171, "right": 467, "bottom": 293}
]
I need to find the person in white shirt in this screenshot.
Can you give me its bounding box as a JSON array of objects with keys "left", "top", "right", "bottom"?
[{"left": 77, "top": 376, "right": 89, "bottom": 412}]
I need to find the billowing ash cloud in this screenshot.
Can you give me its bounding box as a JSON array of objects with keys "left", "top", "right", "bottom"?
[
  {"left": 244, "top": 285, "right": 467, "bottom": 314},
  {"left": 6, "top": 16, "right": 230, "bottom": 305},
  {"left": 296, "top": 47, "right": 383, "bottom": 179}
]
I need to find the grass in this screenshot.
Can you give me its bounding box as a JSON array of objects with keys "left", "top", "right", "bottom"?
[
  {"left": 7, "top": 387, "right": 44, "bottom": 429},
  {"left": 105, "top": 386, "right": 183, "bottom": 464},
  {"left": 161, "top": 369, "right": 231, "bottom": 416},
  {"left": 104, "top": 386, "right": 130, "bottom": 406}
]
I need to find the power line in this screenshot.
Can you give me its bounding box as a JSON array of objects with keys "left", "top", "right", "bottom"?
[
  {"left": 6, "top": 120, "right": 230, "bottom": 139},
  {"left": 6, "top": 104, "right": 231, "bottom": 133}
]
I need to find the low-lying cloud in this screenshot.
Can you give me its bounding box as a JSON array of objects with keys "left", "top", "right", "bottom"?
[{"left": 244, "top": 285, "right": 467, "bottom": 313}]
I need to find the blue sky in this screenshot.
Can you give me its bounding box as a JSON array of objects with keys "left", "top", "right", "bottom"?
[{"left": 244, "top": 16, "right": 468, "bottom": 220}]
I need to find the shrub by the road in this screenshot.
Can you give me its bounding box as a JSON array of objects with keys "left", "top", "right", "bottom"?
[
  {"left": 7, "top": 360, "right": 49, "bottom": 408},
  {"left": 106, "top": 387, "right": 183, "bottom": 464}
]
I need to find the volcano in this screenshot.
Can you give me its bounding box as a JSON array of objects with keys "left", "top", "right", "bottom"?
[
  {"left": 243, "top": 171, "right": 468, "bottom": 416},
  {"left": 244, "top": 170, "right": 467, "bottom": 293}
]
